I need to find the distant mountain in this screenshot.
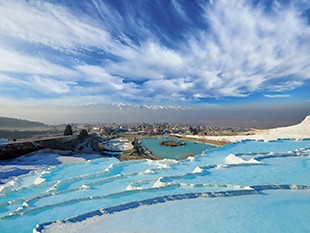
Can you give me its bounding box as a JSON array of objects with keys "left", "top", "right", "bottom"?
[{"left": 0, "top": 117, "right": 48, "bottom": 128}]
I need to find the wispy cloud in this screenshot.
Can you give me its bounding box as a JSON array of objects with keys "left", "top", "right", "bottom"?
[
  {"left": 0, "top": 0, "right": 309, "bottom": 105},
  {"left": 0, "top": 1, "right": 113, "bottom": 51},
  {"left": 0, "top": 74, "right": 74, "bottom": 95},
  {"left": 264, "top": 94, "right": 291, "bottom": 98},
  {"left": 0, "top": 48, "right": 76, "bottom": 76}
]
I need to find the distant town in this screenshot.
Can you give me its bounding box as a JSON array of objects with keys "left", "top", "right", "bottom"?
[
  {"left": 0, "top": 116, "right": 251, "bottom": 162},
  {"left": 75, "top": 122, "right": 251, "bottom": 137},
  {"left": 0, "top": 116, "right": 251, "bottom": 141}
]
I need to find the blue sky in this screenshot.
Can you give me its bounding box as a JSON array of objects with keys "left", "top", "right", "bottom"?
[{"left": 0, "top": 0, "right": 309, "bottom": 125}]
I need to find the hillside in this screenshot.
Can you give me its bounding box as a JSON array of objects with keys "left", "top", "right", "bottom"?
[{"left": 0, "top": 117, "right": 48, "bottom": 128}]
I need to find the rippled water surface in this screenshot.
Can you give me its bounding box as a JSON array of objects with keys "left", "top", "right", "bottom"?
[{"left": 0, "top": 139, "right": 309, "bottom": 233}]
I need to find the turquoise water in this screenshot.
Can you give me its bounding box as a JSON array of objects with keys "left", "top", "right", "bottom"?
[
  {"left": 71, "top": 190, "right": 310, "bottom": 233},
  {"left": 0, "top": 139, "right": 309, "bottom": 233},
  {"left": 141, "top": 137, "right": 215, "bottom": 159},
  {"left": 69, "top": 191, "right": 310, "bottom": 233}
]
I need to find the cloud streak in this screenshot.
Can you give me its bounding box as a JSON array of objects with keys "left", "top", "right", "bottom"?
[
  {"left": 0, "top": 1, "right": 113, "bottom": 50},
  {"left": 264, "top": 94, "right": 291, "bottom": 98}
]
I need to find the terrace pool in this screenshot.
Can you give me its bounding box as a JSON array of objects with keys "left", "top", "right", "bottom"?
[
  {"left": 0, "top": 139, "right": 309, "bottom": 233},
  {"left": 141, "top": 137, "right": 215, "bottom": 159}
]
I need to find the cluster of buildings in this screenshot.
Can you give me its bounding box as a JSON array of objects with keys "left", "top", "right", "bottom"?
[{"left": 73, "top": 123, "right": 249, "bottom": 137}]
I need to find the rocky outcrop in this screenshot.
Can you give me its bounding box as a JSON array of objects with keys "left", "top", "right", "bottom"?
[
  {"left": 119, "top": 139, "right": 159, "bottom": 161},
  {"left": 0, "top": 142, "right": 43, "bottom": 160},
  {"left": 0, "top": 136, "right": 80, "bottom": 160}
]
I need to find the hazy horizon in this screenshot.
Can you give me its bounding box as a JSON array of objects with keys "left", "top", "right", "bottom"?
[{"left": 1, "top": 101, "right": 309, "bottom": 128}]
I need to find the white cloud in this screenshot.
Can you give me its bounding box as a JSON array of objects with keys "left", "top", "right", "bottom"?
[
  {"left": 189, "top": 0, "right": 310, "bottom": 96},
  {"left": 0, "top": 48, "right": 76, "bottom": 77},
  {"left": 171, "top": 0, "right": 190, "bottom": 22},
  {"left": 76, "top": 65, "right": 121, "bottom": 84},
  {"left": 264, "top": 94, "right": 291, "bottom": 98},
  {"left": 143, "top": 77, "right": 194, "bottom": 100},
  {"left": 0, "top": 1, "right": 113, "bottom": 51},
  {"left": 30, "top": 76, "right": 74, "bottom": 94},
  {"left": 74, "top": 65, "right": 141, "bottom": 97},
  {"left": 0, "top": 74, "right": 74, "bottom": 94},
  {"left": 106, "top": 40, "right": 185, "bottom": 80}
]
